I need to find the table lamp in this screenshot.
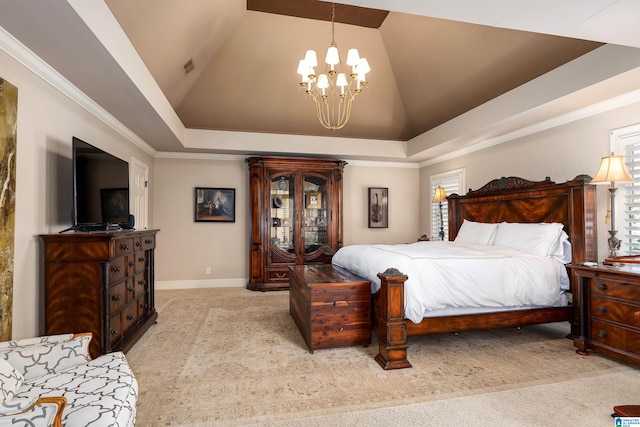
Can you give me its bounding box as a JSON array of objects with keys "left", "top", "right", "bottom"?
[
  {"left": 591, "top": 152, "right": 634, "bottom": 258},
  {"left": 432, "top": 186, "right": 447, "bottom": 241}
]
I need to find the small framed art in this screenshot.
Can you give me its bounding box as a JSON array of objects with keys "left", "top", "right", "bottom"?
[
  {"left": 368, "top": 187, "right": 388, "bottom": 228},
  {"left": 195, "top": 187, "right": 235, "bottom": 222},
  {"left": 306, "top": 191, "right": 322, "bottom": 209}
]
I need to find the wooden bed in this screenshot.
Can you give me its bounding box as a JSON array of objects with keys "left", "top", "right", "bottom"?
[{"left": 372, "top": 175, "right": 597, "bottom": 369}]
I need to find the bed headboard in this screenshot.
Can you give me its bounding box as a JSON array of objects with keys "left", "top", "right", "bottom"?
[{"left": 448, "top": 175, "right": 598, "bottom": 264}]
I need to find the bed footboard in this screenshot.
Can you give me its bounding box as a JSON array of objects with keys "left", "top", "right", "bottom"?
[{"left": 372, "top": 268, "right": 411, "bottom": 370}]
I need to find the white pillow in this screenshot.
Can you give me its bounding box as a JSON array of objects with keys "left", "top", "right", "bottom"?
[
  {"left": 494, "top": 222, "right": 564, "bottom": 257},
  {"left": 454, "top": 220, "right": 499, "bottom": 245},
  {"left": 0, "top": 358, "right": 23, "bottom": 403}
]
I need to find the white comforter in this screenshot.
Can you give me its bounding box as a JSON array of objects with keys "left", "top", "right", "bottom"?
[{"left": 331, "top": 241, "right": 569, "bottom": 323}]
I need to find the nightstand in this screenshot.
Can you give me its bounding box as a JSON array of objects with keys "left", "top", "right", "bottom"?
[{"left": 569, "top": 263, "right": 640, "bottom": 366}]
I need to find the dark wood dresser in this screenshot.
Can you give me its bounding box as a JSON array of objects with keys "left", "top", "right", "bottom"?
[
  {"left": 570, "top": 263, "right": 640, "bottom": 366},
  {"left": 289, "top": 264, "right": 371, "bottom": 352},
  {"left": 40, "top": 229, "right": 159, "bottom": 358}
]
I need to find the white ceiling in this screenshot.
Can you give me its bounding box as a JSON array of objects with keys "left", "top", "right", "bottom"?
[{"left": 1, "top": 0, "right": 640, "bottom": 163}]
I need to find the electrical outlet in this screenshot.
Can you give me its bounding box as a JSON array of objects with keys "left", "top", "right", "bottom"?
[{"left": 205, "top": 266, "right": 211, "bottom": 274}]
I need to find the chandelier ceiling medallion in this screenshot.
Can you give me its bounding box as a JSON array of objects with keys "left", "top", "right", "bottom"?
[{"left": 296, "top": 3, "right": 370, "bottom": 131}]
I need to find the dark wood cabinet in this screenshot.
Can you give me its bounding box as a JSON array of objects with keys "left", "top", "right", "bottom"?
[
  {"left": 570, "top": 264, "right": 640, "bottom": 366},
  {"left": 246, "top": 156, "right": 346, "bottom": 291},
  {"left": 40, "top": 229, "right": 159, "bottom": 358}
]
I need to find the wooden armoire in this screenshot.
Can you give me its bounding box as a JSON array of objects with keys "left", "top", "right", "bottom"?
[{"left": 246, "top": 156, "right": 346, "bottom": 291}]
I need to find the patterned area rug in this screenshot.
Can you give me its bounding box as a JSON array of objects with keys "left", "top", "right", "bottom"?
[{"left": 126, "top": 288, "right": 632, "bottom": 426}]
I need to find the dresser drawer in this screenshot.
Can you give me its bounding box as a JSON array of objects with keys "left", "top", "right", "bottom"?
[
  {"left": 134, "top": 251, "right": 148, "bottom": 273},
  {"left": 122, "top": 303, "right": 139, "bottom": 334},
  {"left": 140, "top": 234, "right": 156, "bottom": 251},
  {"left": 590, "top": 319, "right": 640, "bottom": 352},
  {"left": 590, "top": 297, "right": 640, "bottom": 327},
  {"left": 109, "top": 281, "right": 126, "bottom": 312},
  {"left": 109, "top": 314, "right": 122, "bottom": 346},
  {"left": 124, "top": 278, "right": 136, "bottom": 303},
  {"left": 310, "top": 283, "right": 370, "bottom": 304},
  {"left": 109, "top": 256, "right": 126, "bottom": 283},
  {"left": 114, "top": 238, "right": 134, "bottom": 257},
  {"left": 268, "top": 268, "right": 290, "bottom": 282},
  {"left": 590, "top": 277, "right": 640, "bottom": 300},
  {"left": 134, "top": 272, "right": 147, "bottom": 294}
]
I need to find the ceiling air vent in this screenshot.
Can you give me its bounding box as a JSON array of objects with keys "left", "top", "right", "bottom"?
[{"left": 182, "top": 59, "right": 195, "bottom": 75}]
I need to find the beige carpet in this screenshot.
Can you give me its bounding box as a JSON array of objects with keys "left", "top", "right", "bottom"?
[{"left": 126, "top": 288, "right": 640, "bottom": 426}]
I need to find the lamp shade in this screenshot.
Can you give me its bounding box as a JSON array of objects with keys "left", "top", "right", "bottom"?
[
  {"left": 432, "top": 187, "right": 447, "bottom": 203},
  {"left": 591, "top": 153, "right": 634, "bottom": 184}
]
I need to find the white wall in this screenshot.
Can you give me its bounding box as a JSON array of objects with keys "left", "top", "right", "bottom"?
[
  {"left": 420, "top": 100, "right": 640, "bottom": 261},
  {"left": 0, "top": 49, "right": 155, "bottom": 340}
]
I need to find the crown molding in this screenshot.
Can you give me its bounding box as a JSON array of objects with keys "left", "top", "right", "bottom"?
[{"left": 0, "top": 26, "right": 157, "bottom": 157}]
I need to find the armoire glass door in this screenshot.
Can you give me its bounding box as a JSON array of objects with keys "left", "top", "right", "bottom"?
[
  {"left": 302, "top": 173, "right": 328, "bottom": 256},
  {"left": 270, "top": 174, "right": 295, "bottom": 254}
]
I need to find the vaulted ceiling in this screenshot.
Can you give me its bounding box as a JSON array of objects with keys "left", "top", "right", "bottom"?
[
  {"left": 1, "top": 1, "right": 640, "bottom": 162},
  {"left": 105, "top": 0, "right": 601, "bottom": 142}
]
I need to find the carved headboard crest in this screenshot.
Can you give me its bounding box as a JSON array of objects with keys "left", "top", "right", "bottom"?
[{"left": 463, "top": 176, "right": 554, "bottom": 196}]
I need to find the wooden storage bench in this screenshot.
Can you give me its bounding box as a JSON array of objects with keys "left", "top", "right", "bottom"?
[{"left": 289, "top": 264, "right": 371, "bottom": 352}]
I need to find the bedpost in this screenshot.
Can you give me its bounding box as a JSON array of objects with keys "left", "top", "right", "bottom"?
[{"left": 373, "top": 268, "right": 411, "bottom": 369}]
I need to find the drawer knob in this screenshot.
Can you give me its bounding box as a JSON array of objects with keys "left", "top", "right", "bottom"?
[
  {"left": 145, "top": 239, "right": 153, "bottom": 244},
  {"left": 634, "top": 311, "right": 640, "bottom": 319},
  {"left": 112, "top": 266, "right": 121, "bottom": 273},
  {"left": 597, "top": 283, "right": 607, "bottom": 291},
  {"left": 128, "top": 287, "right": 135, "bottom": 293},
  {"left": 334, "top": 300, "right": 349, "bottom": 307},
  {"left": 598, "top": 330, "right": 608, "bottom": 338},
  {"left": 136, "top": 241, "right": 141, "bottom": 247},
  {"left": 138, "top": 257, "right": 146, "bottom": 263},
  {"left": 120, "top": 243, "right": 129, "bottom": 250},
  {"left": 127, "top": 314, "right": 134, "bottom": 321},
  {"left": 275, "top": 272, "right": 287, "bottom": 279},
  {"left": 112, "top": 295, "right": 121, "bottom": 301},
  {"left": 598, "top": 306, "right": 607, "bottom": 313},
  {"left": 111, "top": 329, "right": 118, "bottom": 335},
  {"left": 129, "top": 261, "right": 135, "bottom": 267},
  {"left": 138, "top": 279, "right": 146, "bottom": 287}
]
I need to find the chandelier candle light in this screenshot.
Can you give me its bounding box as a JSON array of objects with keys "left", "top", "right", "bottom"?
[
  {"left": 591, "top": 152, "right": 635, "bottom": 258},
  {"left": 297, "top": 3, "right": 370, "bottom": 131}
]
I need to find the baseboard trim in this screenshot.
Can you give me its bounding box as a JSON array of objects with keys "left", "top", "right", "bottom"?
[{"left": 156, "top": 278, "right": 247, "bottom": 290}]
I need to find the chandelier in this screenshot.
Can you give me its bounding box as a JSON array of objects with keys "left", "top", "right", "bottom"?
[{"left": 296, "top": 3, "right": 370, "bottom": 131}]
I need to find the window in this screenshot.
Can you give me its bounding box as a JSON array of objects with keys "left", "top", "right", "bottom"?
[
  {"left": 612, "top": 124, "right": 640, "bottom": 254},
  {"left": 430, "top": 168, "right": 466, "bottom": 240}
]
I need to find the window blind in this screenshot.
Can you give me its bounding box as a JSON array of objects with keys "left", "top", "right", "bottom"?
[
  {"left": 430, "top": 169, "right": 465, "bottom": 241},
  {"left": 622, "top": 141, "right": 640, "bottom": 254}
]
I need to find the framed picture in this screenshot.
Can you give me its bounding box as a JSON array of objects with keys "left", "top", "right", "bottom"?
[
  {"left": 195, "top": 187, "right": 235, "bottom": 222},
  {"left": 368, "top": 187, "right": 388, "bottom": 228},
  {"left": 305, "top": 191, "right": 322, "bottom": 209}
]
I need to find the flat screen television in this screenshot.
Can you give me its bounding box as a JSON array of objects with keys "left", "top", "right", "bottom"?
[{"left": 71, "top": 137, "right": 130, "bottom": 232}]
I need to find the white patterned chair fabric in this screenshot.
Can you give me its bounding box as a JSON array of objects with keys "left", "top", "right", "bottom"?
[{"left": 0, "top": 333, "right": 137, "bottom": 427}]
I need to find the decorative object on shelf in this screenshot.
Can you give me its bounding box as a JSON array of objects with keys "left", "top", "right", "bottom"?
[
  {"left": 296, "top": 3, "right": 370, "bottom": 131},
  {"left": 591, "top": 152, "right": 634, "bottom": 257},
  {"left": 306, "top": 192, "right": 322, "bottom": 209},
  {"left": 368, "top": 187, "right": 388, "bottom": 228},
  {"left": 272, "top": 196, "right": 283, "bottom": 209},
  {"left": 432, "top": 186, "right": 447, "bottom": 240},
  {"left": 277, "top": 176, "right": 288, "bottom": 191},
  {"left": 194, "top": 187, "right": 236, "bottom": 222}
]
